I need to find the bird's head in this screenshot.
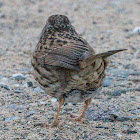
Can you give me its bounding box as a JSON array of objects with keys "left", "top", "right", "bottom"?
[{"left": 46, "top": 15, "right": 76, "bottom": 33}]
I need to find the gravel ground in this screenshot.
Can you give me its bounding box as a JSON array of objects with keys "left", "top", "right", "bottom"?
[{"left": 0, "top": 0, "right": 140, "bottom": 139}]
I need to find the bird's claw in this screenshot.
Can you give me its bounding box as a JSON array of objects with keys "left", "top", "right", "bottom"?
[{"left": 70, "top": 113, "right": 88, "bottom": 123}]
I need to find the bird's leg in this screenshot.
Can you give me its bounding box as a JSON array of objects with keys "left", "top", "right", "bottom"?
[
  {"left": 51, "top": 97, "right": 64, "bottom": 127},
  {"left": 70, "top": 98, "right": 91, "bottom": 122}
]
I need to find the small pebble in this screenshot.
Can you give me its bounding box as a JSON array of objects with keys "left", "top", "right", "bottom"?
[
  {"left": 0, "top": 75, "right": 5, "bottom": 79},
  {"left": 14, "top": 90, "right": 23, "bottom": 93},
  {"left": 122, "top": 129, "right": 137, "bottom": 134},
  {"left": 134, "top": 50, "right": 140, "bottom": 59},
  {"left": 38, "top": 9, "right": 43, "bottom": 13},
  {"left": 26, "top": 110, "right": 37, "bottom": 118},
  {"left": 13, "top": 84, "right": 20, "bottom": 88},
  {"left": 103, "top": 78, "right": 112, "bottom": 87},
  {"left": 113, "top": 90, "right": 121, "bottom": 96},
  {"left": 126, "top": 27, "right": 140, "bottom": 38},
  {"left": 93, "top": 21, "right": 97, "bottom": 24},
  {"left": 3, "top": 85, "right": 10, "bottom": 90},
  {"left": 27, "top": 81, "right": 33, "bottom": 87},
  {"left": 5, "top": 116, "right": 19, "bottom": 121},
  {"left": 117, "top": 116, "right": 131, "bottom": 122},
  {"left": 95, "top": 126, "right": 108, "bottom": 129},
  {"left": 34, "top": 122, "right": 45, "bottom": 127},
  {"left": 50, "top": 98, "right": 57, "bottom": 102},
  {"left": 7, "top": 104, "right": 26, "bottom": 111},
  {"left": 83, "top": 134, "right": 88, "bottom": 139},
  {"left": 132, "top": 27, "right": 140, "bottom": 35},
  {"left": 130, "top": 71, "right": 140, "bottom": 76},
  {"left": 123, "top": 29, "right": 129, "bottom": 32},
  {"left": 9, "top": 93, "right": 14, "bottom": 96},
  {"left": 3, "top": 128, "right": 9, "bottom": 131},
  {"left": 29, "top": 110, "right": 36, "bottom": 115},
  {"left": 0, "top": 13, "right": 6, "bottom": 18},
  {"left": 131, "top": 110, "right": 140, "bottom": 115},
  {"left": 0, "top": 77, "right": 8, "bottom": 82},
  {"left": 34, "top": 87, "right": 44, "bottom": 93},
  {"left": 40, "top": 101, "right": 46, "bottom": 105},
  {"left": 124, "top": 64, "right": 137, "bottom": 70},
  {"left": 109, "top": 112, "right": 119, "bottom": 121},
  {"left": 12, "top": 73, "right": 26, "bottom": 80},
  {"left": 0, "top": 82, "right": 10, "bottom": 90},
  {"left": 110, "top": 113, "right": 139, "bottom": 122},
  {"left": 128, "top": 88, "right": 140, "bottom": 92},
  {"left": 116, "top": 134, "right": 122, "bottom": 137},
  {"left": 0, "top": 2, "right": 4, "bottom": 8},
  {"left": 19, "top": 68, "right": 31, "bottom": 72}
]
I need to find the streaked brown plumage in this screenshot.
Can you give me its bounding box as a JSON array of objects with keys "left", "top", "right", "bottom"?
[{"left": 31, "top": 15, "right": 126, "bottom": 127}]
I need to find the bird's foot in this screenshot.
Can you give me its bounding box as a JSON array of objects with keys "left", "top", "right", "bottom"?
[
  {"left": 70, "top": 113, "right": 88, "bottom": 123},
  {"left": 51, "top": 120, "right": 59, "bottom": 127},
  {"left": 34, "top": 120, "right": 59, "bottom": 128},
  {"left": 70, "top": 113, "right": 80, "bottom": 119},
  {"left": 71, "top": 116, "right": 83, "bottom": 122}
]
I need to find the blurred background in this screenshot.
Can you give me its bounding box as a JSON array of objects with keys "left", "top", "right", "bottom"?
[
  {"left": 0, "top": 0, "right": 139, "bottom": 72},
  {"left": 0, "top": 0, "right": 139, "bottom": 139}
]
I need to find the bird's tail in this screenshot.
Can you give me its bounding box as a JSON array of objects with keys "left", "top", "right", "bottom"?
[{"left": 79, "top": 49, "right": 127, "bottom": 68}]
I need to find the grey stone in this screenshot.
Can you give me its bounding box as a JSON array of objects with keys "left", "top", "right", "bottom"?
[
  {"left": 26, "top": 110, "right": 37, "bottom": 118},
  {"left": 122, "top": 129, "right": 137, "bottom": 134},
  {"left": 3, "top": 85, "right": 10, "bottom": 90},
  {"left": 40, "top": 101, "right": 46, "bottom": 105},
  {"left": 93, "top": 21, "right": 97, "bottom": 24},
  {"left": 29, "top": 110, "right": 36, "bottom": 115},
  {"left": 128, "top": 88, "right": 140, "bottom": 92},
  {"left": 0, "top": 2, "right": 4, "bottom": 8},
  {"left": 95, "top": 126, "right": 109, "bottom": 129},
  {"left": 34, "top": 87, "right": 44, "bottom": 93},
  {"left": 0, "top": 13, "right": 6, "bottom": 18},
  {"left": 113, "top": 90, "right": 121, "bottom": 96},
  {"left": 120, "top": 89, "right": 127, "bottom": 94},
  {"left": 19, "top": 68, "right": 31, "bottom": 72},
  {"left": 5, "top": 116, "right": 19, "bottom": 121},
  {"left": 117, "top": 117, "right": 131, "bottom": 122},
  {"left": 12, "top": 73, "right": 26, "bottom": 80},
  {"left": 109, "top": 112, "right": 120, "bottom": 121},
  {"left": 34, "top": 122, "right": 45, "bottom": 127},
  {"left": 27, "top": 81, "right": 33, "bottom": 87},
  {"left": 131, "top": 110, "right": 140, "bottom": 115},
  {"left": 9, "top": 93, "right": 14, "bottom": 96},
  {"left": 133, "top": 27, "right": 140, "bottom": 35},
  {"left": 130, "top": 71, "right": 140, "bottom": 76},
  {"left": 124, "top": 64, "right": 137, "bottom": 70},
  {"left": 82, "top": 134, "right": 88, "bottom": 139},
  {"left": 14, "top": 90, "right": 23, "bottom": 93},
  {"left": 7, "top": 104, "right": 26, "bottom": 111},
  {"left": 126, "top": 27, "right": 140, "bottom": 38},
  {"left": 134, "top": 50, "right": 140, "bottom": 59},
  {"left": 110, "top": 112, "right": 139, "bottom": 122},
  {"left": 127, "top": 116, "right": 140, "bottom": 121},
  {"left": 0, "top": 75, "right": 5, "bottom": 79},
  {"left": 0, "top": 82, "right": 10, "bottom": 90},
  {"left": 103, "top": 78, "right": 112, "bottom": 87}
]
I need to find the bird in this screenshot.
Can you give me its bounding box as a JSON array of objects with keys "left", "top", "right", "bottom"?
[{"left": 31, "top": 14, "right": 126, "bottom": 127}]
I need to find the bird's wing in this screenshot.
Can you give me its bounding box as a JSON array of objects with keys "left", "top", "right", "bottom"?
[{"left": 35, "top": 42, "right": 93, "bottom": 71}]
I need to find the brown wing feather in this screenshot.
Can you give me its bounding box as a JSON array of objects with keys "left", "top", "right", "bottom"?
[{"left": 33, "top": 32, "right": 94, "bottom": 70}]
